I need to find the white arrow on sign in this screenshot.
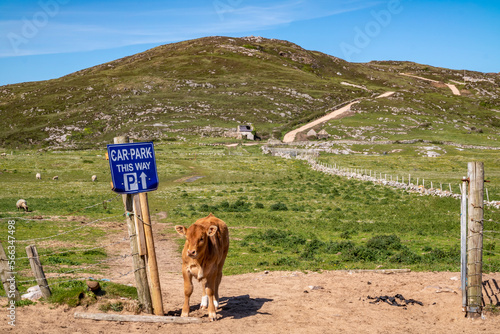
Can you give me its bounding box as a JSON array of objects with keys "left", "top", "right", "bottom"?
[{"left": 140, "top": 172, "right": 148, "bottom": 189}]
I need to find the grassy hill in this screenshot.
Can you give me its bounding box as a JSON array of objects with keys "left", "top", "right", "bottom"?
[
  {"left": 0, "top": 35, "right": 499, "bottom": 149},
  {"left": 1, "top": 37, "right": 500, "bottom": 298}
]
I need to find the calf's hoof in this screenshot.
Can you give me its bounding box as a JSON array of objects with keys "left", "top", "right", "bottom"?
[{"left": 200, "top": 295, "right": 208, "bottom": 309}]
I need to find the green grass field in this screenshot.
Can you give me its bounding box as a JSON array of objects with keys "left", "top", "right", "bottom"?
[
  {"left": 0, "top": 143, "right": 500, "bottom": 288},
  {"left": 1, "top": 141, "right": 499, "bottom": 302}
]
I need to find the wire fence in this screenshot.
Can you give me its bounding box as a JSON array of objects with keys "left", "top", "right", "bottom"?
[
  {"left": 263, "top": 146, "right": 499, "bottom": 208},
  {"left": 267, "top": 145, "right": 500, "bottom": 309},
  {"left": 0, "top": 194, "right": 136, "bottom": 299},
  {"left": 483, "top": 219, "right": 500, "bottom": 261}
]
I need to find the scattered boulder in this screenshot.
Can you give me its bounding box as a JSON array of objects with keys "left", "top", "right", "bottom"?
[
  {"left": 21, "top": 286, "right": 42, "bottom": 301},
  {"left": 86, "top": 280, "right": 101, "bottom": 293}
]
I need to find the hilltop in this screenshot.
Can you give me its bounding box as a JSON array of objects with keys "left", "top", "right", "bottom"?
[{"left": 0, "top": 36, "right": 499, "bottom": 149}]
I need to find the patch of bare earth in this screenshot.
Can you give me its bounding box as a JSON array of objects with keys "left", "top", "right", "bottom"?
[{"left": 2, "top": 214, "right": 499, "bottom": 333}]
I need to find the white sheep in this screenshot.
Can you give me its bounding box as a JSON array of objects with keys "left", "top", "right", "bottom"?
[
  {"left": 91, "top": 175, "right": 97, "bottom": 182},
  {"left": 52, "top": 176, "right": 59, "bottom": 180},
  {"left": 36, "top": 173, "right": 41, "bottom": 180},
  {"left": 16, "top": 199, "right": 29, "bottom": 212}
]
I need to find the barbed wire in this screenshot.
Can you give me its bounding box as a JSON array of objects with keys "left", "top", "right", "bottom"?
[
  {"left": 483, "top": 249, "right": 500, "bottom": 257},
  {"left": 485, "top": 219, "right": 500, "bottom": 225},
  {"left": 7, "top": 235, "right": 131, "bottom": 260},
  {"left": 38, "top": 264, "right": 144, "bottom": 290},
  {"left": 0, "top": 216, "right": 52, "bottom": 222},
  {"left": 3, "top": 264, "right": 142, "bottom": 298},
  {"left": 484, "top": 234, "right": 500, "bottom": 241},
  {"left": 131, "top": 212, "right": 151, "bottom": 227},
  {"left": 16, "top": 253, "right": 134, "bottom": 285},
  {"left": 12, "top": 214, "right": 124, "bottom": 244},
  {"left": 64, "top": 194, "right": 122, "bottom": 216},
  {"left": 0, "top": 194, "right": 122, "bottom": 224}
]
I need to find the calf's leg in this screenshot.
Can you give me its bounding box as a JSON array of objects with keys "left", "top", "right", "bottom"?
[
  {"left": 206, "top": 279, "right": 217, "bottom": 321},
  {"left": 200, "top": 278, "right": 208, "bottom": 309},
  {"left": 181, "top": 271, "right": 193, "bottom": 317}
]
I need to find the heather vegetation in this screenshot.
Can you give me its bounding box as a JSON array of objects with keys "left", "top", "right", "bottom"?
[{"left": 0, "top": 36, "right": 498, "bottom": 149}]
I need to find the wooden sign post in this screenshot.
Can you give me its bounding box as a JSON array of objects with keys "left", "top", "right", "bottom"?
[
  {"left": 110, "top": 136, "right": 163, "bottom": 316},
  {"left": 139, "top": 192, "right": 164, "bottom": 316},
  {"left": 113, "top": 136, "right": 153, "bottom": 314}
]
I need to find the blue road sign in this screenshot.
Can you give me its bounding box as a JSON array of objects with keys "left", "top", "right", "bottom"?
[{"left": 107, "top": 142, "right": 159, "bottom": 194}]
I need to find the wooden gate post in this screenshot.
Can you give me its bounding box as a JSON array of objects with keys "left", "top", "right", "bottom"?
[
  {"left": 467, "top": 161, "right": 484, "bottom": 317},
  {"left": 25, "top": 245, "right": 51, "bottom": 298},
  {"left": 115, "top": 136, "right": 153, "bottom": 314}
]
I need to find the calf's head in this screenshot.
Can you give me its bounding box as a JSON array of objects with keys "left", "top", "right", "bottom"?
[{"left": 175, "top": 223, "right": 218, "bottom": 259}]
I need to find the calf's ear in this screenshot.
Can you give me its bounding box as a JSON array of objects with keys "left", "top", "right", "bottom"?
[
  {"left": 175, "top": 225, "right": 187, "bottom": 236},
  {"left": 207, "top": 225, "right": 218, "bottom": 236}
]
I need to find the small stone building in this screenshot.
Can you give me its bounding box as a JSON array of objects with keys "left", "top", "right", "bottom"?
[
  {"left": 317, "top": 129, "right": 330, "bottom": 139},
  {"left": 306, "top": 129, "right": 317, "bottom": 138},
  {"left": 237, "top": 125, "right": 254, "bottom": 140}
]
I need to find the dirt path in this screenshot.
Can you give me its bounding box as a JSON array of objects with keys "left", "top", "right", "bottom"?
[
  {"left": 282, "top": 101, "right": 360, "bottom": 143},
  {"left": 282, "top": 91, "right": 395, "bottom": 143},
  {"left": 400, "top": 73, "right": 461, "bottom": 96},
  {"left": 3, "top": 268, "right": 499, "bottom": 333},
  {"left": 2, "top": 215, "right": 499, "bottom": 333}
]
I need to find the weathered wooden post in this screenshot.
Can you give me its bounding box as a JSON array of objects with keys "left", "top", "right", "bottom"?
[
  {"left": 0, "top": 241, "right": 20, "bottom": 301},
  {"left": 132, "top": 195, "right": 147, "bottom": 256},
  {"left": 466, "top": 162, "right": 484, "bottom": 317},
  {"left": 25, "top": 245, "right": 51, "bottom": 298},
  {"left": 139, "top": 192, "right": 164, "bottom": 316},
  {"left": 113, "top": 136, "right": 153, "bottom": 314}
]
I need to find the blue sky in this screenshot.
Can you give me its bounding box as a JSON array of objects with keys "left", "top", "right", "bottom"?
[{"left": 1, "top": 0, "right": 499, "bottom": 86}]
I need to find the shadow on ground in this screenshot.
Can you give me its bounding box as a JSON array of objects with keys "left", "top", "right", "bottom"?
[{"left": 166, "top": 294, "right": 273, "bottom": 320}]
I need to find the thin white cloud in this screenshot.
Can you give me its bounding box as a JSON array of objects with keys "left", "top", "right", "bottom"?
[{"left": 0, "top": 0, "right": 382, "bottom": 57}]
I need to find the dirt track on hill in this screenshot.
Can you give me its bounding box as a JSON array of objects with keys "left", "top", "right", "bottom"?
[
  {"left": 282, "top": 91, "right": 396, "bottom": 143},
  {"left": 282, "top": 101, "right": 360, "bottom": 143}
]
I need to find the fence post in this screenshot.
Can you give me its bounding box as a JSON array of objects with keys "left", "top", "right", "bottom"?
[
  {"left": 139, "top": 192, "right": 164, "bottom": 316},
  {"left": 460, "top": 178, "right": 468, "bottom": 312},
  {"left": 467, "top": 162, "right": 484, "bottom": 317},
  {"left": 132, "top": 196, "right": 147, "bottom": 256},
  {"left": 25, "top": 245, "right": 51, "bottom": 298},
  {"left": 0, "top": 241, "right": 20, "bottom": 301},
  {"left": 115, "top": 136, "right": 153, "bottom": 314}
]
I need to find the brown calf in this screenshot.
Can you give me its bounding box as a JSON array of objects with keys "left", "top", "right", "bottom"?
[{"left": 175, "top": 213, "right": 229, "bottom": 321}]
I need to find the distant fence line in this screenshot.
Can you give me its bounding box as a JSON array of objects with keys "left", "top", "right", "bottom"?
[
  {"left": 266, "top": 139, "right": 500, "bottom": 151},
  {"left": 262, "top": 145, "right": 500, "bottom": 209}
]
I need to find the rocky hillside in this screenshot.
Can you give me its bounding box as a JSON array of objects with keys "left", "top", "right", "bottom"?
[{"left": 0, "top": 36, "right": 499, "bottom": 149}]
